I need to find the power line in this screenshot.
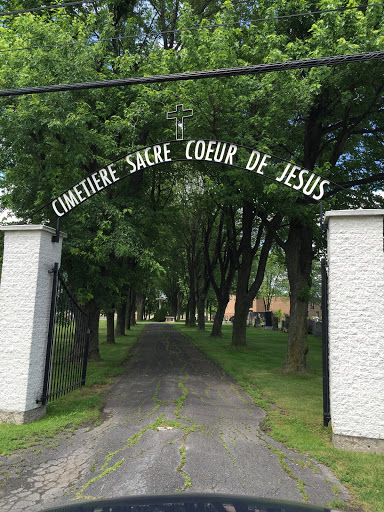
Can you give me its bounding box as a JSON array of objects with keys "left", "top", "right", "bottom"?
[
  {"left": 0, "top": 51, "right": 382, "bottom": 98},
  {"left": 0, "top": 2, "right": 383, "bottom": 54},
  {"left": 0, "top": 1, "right": 99, "bottom": 17}
]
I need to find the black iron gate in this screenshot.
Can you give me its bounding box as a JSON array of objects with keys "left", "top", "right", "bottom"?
[
  {"left": 39, "top": 263, "right": 90, "bottom": 405},
  {"left": 321, "top": 257, "right": 331, "bottom": 427}
]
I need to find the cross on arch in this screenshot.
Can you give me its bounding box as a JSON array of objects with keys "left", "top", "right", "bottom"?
[{"left": 166, "top": 104, "right": 193, "bottom": 140}]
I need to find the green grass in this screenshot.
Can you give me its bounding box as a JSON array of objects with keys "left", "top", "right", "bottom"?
[
  {"left": 0, "top": 321, "right": 145, "bottom": 456},
  {"left": 172, "top": 323, "right": 384, "bottom": 512}
]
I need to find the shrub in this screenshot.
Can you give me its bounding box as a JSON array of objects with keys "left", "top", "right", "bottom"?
[{"left": 153, "top": 305, "right": 167, "bottom": 322}]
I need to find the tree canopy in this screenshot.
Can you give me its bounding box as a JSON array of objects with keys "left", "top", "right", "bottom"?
[{"left": 1, "top": 0, "right": 383, "bottom": 367}]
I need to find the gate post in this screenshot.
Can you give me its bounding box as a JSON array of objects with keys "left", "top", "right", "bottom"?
[
  {"left": 325, "top": 210, "right": 384, "bottom": 453},
  {"left": 0, "top": 225, "right": 66, "bottom": 424}
]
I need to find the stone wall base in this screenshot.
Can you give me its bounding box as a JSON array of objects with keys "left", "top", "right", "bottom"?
[
  {"left": 0, "top": 406, "right": 46, "bottom": 425},
  {"left": 333, "top": 433, "right": 384, "bottom": 454}
]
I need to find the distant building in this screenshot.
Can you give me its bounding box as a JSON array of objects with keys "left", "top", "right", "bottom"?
[{"left": 223, "top": 295, "right": 321, "bottom": 321}]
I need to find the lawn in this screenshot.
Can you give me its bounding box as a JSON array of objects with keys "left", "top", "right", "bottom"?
[
  {"left": 0, "top": 321, "right": 145, "bottom": 455},
  {"left": 172, "top": 322, "right": 384, "bottom": 512}
]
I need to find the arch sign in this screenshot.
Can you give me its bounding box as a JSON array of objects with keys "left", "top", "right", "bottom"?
[{"left": 51, "top": 104, "right": 330, "bottom": 218}]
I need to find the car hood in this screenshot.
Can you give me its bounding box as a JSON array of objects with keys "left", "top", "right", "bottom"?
[{"left": 41, "top": 493, "right": 340, "bottom": 512}]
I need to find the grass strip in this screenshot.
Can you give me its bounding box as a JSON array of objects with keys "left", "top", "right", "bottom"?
[
  {"left": 172, "top": 322, "right": 384, "bottom": 512},
  {"left": 0, "top": 321, "right": 145, "bottom": 455}
]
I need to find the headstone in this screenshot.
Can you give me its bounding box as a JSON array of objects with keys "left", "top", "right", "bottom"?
[
  {"left": 272, "top": 315, "right": 279, "bottom": 331},
  {"left": 255, "top": 312, "right": 265, "bottom": 327},
  {"left": 314, "top": 321, "right": 322, "bottom": 337},
  {"left": 264, "top": 311, "right": 273, "bottom": 330}
]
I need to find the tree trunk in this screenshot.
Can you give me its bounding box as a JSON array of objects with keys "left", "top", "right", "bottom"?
[
  {"left": 211, "top": 294, "right": 229, "bottom": 337},
  {"left": 197, "top": 295, "right": 206, "bottom": 331},
  {"left": 130, "top": 289, "right": 136, "bottom": 326},
  {"left": 115, "top": 302, "right": 126, "bottom": 336},
  {"left": 176, "top": 290, "right": 183, "bottom": 321},
  {"left": 84, "top": 298, "right": 101, "bottom": 361},
  {"left": 105, "top": 310, "right": 115, "bottom": 344},
  {"left": 125, "top": 290, "right": 136, "bottom": 330},
  {"left": 125, "top": 297, "right": 131, "bottom": 330},
  {"left": 137, "top": 293, "right": 145, "bottom": 321},
  {"left": 231, "top": 294, "right": 251, "bottom": 347},
  {"left": 185, "top": 297, "right": 190, "bottom": 326},
  {"left": 283, "top": 218, "right": 313, "bottom": 372},
  {"left": 187, "top": 290, "right": 196, "bottom": 327},
  {"left": 230, "top": 208, "right": 280, "bottom": 348},
  {"left": 230, "top": 202, "right": 255, "bottom": 348},
  {"left": 131, "top": 305, "right": 136, "bottom": 326}
]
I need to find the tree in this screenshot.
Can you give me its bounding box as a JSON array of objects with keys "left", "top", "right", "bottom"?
[
  {"left": 255, "top": 1, "right": 384, "bottom": 370},
  {"left": 257, "top": 249, "right": 289, "bottom": 311},
  {"left": 1, "top": 0, "right": 384, "bottom": 370},
  {"left": 206, "top": 210, "right": 237, "bottom": 337}
]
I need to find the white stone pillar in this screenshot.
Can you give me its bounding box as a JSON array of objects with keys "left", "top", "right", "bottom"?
[
  {"left": 0, "top": 225, "right": 66, "bottom": 424},
  {"left": 325, "top": 210, "right": 384, "bottom": 453}
]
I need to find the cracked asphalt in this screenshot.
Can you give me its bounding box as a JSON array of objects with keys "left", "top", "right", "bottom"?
[{"left": 0, "top": 323, "right": 349, "bottom": 511}]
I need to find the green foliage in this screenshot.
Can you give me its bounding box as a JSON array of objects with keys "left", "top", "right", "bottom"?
[
  {"left": 1, "top": 1, "right": 384, "bottom": 363},
  {"left": 274, "top": 309, "right": 283, "bottom": 321},
  {"left": 298, "top": 284, "right": 312, "bottom": 303},
  {"left": 152, "top": 304, "right": 168, "bottom": 322},
  {"left": 257, "top": 249, "right": 289, "bottom": 310}
]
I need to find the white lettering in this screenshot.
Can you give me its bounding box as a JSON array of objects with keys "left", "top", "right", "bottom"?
[
  {"left": 153, "top": 145, "right": 163, "bottom": 164},
  {"left": 99, "top": 168, "right": 112, "bottom": 187},
  {"left": 73, "top": 184, "right": 85, "bottom": 202},
  {"left": 91, "top": 172, "right": 103, "bottom": 191},
  {"left": 276, "top": 163, "right": 291, "bottom": 182},
  {"left": 246, "top": 151, "right": 261, "bottom": 171},
  {"left": 205, "top": 141, "right": 216, "bottom": 161},
  {"left": 144, "top": 148, "right": 154, "bottom": 166},
  {"left": 163, "top": 143, "right": 172, "bottom": 162},
  {"left": 79, "top": 180, "right": 91, "bottom": 197},
  {"left": 186, "top": 140, "right": 195, "bottom": 159},
  {"left": 256, "top": 154, "right": 271, "bottom": 175},
  {"left": 214, "top": 142, "right": 227, "bottom": 163},
  {"left": 312, "top": 180, "right": 330, "bottom": 200},
  {"left": 107, "top": 164, "right": 119, "bottom": 182},
  {"left": 63, "top": 190, "right": 79, "bottom": 211},
  {"left": 224, "top": 144, "right": 238, "bottom": 165},
  {"left": 292, "top": 169, "right": 309, "bottom": 191},
  {"left": 58, "top": 196, "right": 68, "bottom": 213},
  {"left": 303, "top": 174, "right": 321, "bottom": 196},
  {"left": 86, "top": 177, "right": 96, "bottom": 194},
  {"left": 136, "top": 152, "right": 146, "bottom": 170},
  {"left": 126, "top": 154, "right": 137, "bottom": 173},
  {"left": 284, "top": 165, "right": 301, "bottom": 187},
  {"left": 195, "top": 140, "right": 205, "bottom": 160},
  {"left": 52, "top": 199, "right": 65, "bottom": 217}
]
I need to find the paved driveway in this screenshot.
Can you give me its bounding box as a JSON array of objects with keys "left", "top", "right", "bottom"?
[{"left": 0, "top": 324, "right": 349, "bottom": 511}]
